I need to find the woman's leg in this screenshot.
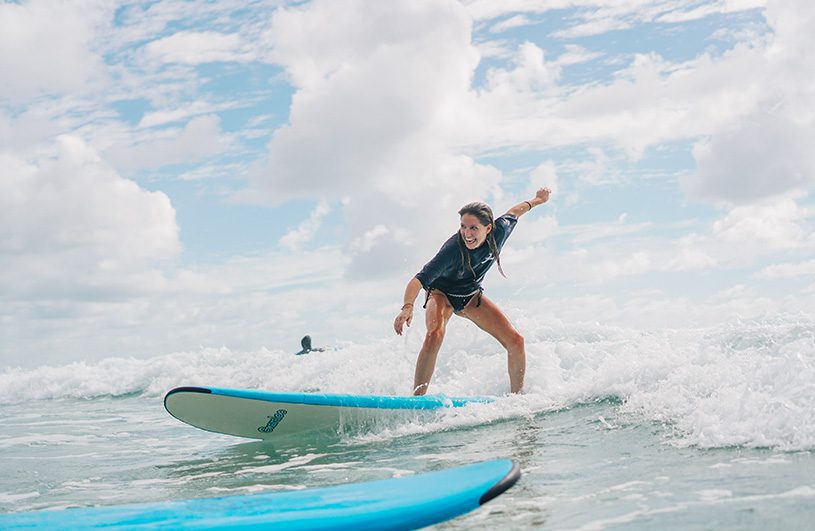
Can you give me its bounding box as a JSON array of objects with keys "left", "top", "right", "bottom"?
[
  {"left": 413, "top": 291, "right": 454, "bottom": 395},
  {"left": 459, "top": 295, "right": 525, "bottom": 393}
]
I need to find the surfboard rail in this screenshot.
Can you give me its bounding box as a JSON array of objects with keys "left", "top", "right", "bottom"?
[
  {"left": 164, "top": 386, "right": 495, "bottom": 441},
  {"left": 0, "top": 459, "right": 521, "bottom": 530},
  {"left": 165, "top": 385, "right": 494, "bottom": 409}
]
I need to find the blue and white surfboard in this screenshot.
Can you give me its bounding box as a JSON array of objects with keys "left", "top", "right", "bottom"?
[
  {"left": 0, "top": 459, "right": 520, "bottom": 530},
  {"left": 164, "top": 386, "right": 494, "bottom": 440}
]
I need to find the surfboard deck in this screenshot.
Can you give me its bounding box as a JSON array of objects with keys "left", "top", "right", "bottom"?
[
  {"left": 164, "top": 386, "right": 494, "bottom": 440},
  {"left": 0, "top": 459, "right": 520, "bottom": 530}
]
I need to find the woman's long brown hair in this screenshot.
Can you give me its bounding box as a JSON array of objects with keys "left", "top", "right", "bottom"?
[{"left": 457, "top": 202, "right": 506, "bottom": 279}]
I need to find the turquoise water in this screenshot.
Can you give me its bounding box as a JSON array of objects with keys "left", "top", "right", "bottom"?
[{"left": 1, "top": 316, "right": 814, "bottom": 528}]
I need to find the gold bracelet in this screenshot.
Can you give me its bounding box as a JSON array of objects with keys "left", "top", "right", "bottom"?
[{"left": 401, "top": 303, "right": 414, "bottom": 311}]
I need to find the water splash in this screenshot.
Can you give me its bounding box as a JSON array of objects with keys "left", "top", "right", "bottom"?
[{"left": 2, "top": 314, "right": 814, "bottom": 450}]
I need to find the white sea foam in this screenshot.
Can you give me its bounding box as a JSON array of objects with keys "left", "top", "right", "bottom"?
[{"left": 1, "top": 314, "right": 814, "bottom": 450}]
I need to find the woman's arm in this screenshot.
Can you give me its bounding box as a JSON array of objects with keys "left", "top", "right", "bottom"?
[
  {"left": 505, "top": 187, "right": 551, "bottom": 218},
  {"left": 394, "top": 277, "right": 422, "bottom": 335}
]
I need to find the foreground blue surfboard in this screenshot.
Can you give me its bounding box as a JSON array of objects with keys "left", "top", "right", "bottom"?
[
  {"left": 164, "top": 386, "right": 494, "bottom": 440},
  {"left": 0, "top": 459, "right": 520, "bottom": 530}
]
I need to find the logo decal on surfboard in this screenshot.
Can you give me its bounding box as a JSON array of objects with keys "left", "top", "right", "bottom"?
[{"left": 258, "top": 409, "right": 288, "bottom": 433}]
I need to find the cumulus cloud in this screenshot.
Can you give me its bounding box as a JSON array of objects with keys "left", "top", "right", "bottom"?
[
  {"left": 466, "top": 36, "right": 768, "bottom": 159},
  {"left": 251, "top": 0, "right": 484, "bottom": 200},
  {"left": 684, "top": 0, "right": 815, "bottom": 204},
  {"left": 458, "top": 2, "right": 783, "bottom": 167},
  {"left": 711, "top": 194, "right": 810, "bottom": 249},
  {"left": 0, "top": 108, "right": 53, "bottom": 152},
  {"left": 484, "top": 41, "right": 560, "bottom": 93},
  {"left": 244, "top": 0, "right": 504, "bottom": 277},
  {"left": 0, "top": 0, "right": 109, "bottom": 102},
  {"left": 0, "top": 136, "right": 180, "bottom": 300},
  {"left": 479, "top": 1, "right": 810, "bottom": 210},
  {"left": 686, "top": 109, "right": 815, "bottom": 204}
]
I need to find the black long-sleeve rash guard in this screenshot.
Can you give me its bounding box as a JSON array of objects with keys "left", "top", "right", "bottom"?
[{"left": 415, "top": 214, "right": 518, "bottom": 296}]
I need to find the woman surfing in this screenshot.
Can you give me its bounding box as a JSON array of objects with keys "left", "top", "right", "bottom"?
[{"left": 394, "top": 188, "right": 552, "bottom": 395}]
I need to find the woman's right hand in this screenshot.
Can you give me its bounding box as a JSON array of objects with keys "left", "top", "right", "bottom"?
[{"left": 394, "top": 307, "right": 413, "bottom": 335}]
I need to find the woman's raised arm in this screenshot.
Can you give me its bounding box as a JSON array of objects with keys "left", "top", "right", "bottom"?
[{"left": 505, "top": 187, "right": 551, "bottom": 218}]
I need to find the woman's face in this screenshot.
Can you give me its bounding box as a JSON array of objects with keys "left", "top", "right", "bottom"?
[{"left": 460, "top": 213, "right": 492, "bottom": 250}]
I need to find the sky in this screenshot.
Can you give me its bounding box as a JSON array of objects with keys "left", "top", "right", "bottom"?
[{"left": 2, "top": 0, "right": 814, "bottom": 367}]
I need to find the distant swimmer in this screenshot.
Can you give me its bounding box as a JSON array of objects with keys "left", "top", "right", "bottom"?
[
  {"left": 295, "top": 335, "right": 325, "bottom": 356},
  {"left": 393, "top": 188, "right": 552, "bottom": 396}
]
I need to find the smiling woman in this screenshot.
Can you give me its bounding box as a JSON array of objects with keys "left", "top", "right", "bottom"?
[{"left": 393, "top": 188, "right": 551, "bottom": 396}]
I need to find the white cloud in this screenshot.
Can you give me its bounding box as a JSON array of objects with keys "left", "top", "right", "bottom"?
[
  {"left": 465, "top": 13, "right": 780, "bottom": 162},
  {"left": 0, "top": 135, "right": 180, "bottom": 300},
  {"left": 280, "top": 201, "right": 331, "bottom": 250},
  {"left": 755, "top": 260, "right": 815, "bottom": 279},
  {"left": 490, "top": 15, "right": 538, "bottom": 33},
  {"left": 556, "top": 44, "right": 604, "bottom": 66},
  {"left": 251, "top": 0, "right": 484, "bottom": 200},
  {"left": 349, "top": 224, "right": 391, "bottom": 254},
  {"left": 683, "top": 0, "right": 815, "bottom": 204},
  {"left": 503, "top": 193, "right": 811, "bottom": 289},
  {"left": 463, "top": 0, "right": 767, "bottom": 27},
  {"left": 687, "top": 109, "right": 815, "bottom": 204},
  {"left": 138, "top": 100, "right": 241, "bottom": 129},
  {"left": 144, "top": 31, "right": 253, "bottom": 65},
  {"left": 0, "top": 0, "right": 110, "bottom": 102},
  {"left": 105, "top": 115, "right": 228, "bottom": 172},
  {"left": 528, "top": 160, "right": 560, "bottom": 197},
  {"left": 485, "top": 41, "right": 560, "bottom": 93},
  {"left": 711, "top": 194, "right": 810, "bottom": 249},
  {"left": 0, "top": 108, "right": 54, "bottom": 152},
  {"left": 667, "top": 236, "right": 719, "bottom": 271},
  {"left": 571, "top": 214, "right": 654, "bottom": 244},
  {"left": 552, "top": 16, "right": 631, "bottom": 38},
  {"left": 574, "top": 147, "right": 619, "bottom": 185},
  {"left": 510, "top": 214, "right": 559, "bottom": 245},
  {"left": 659, "top": 0, "right": 766, "bottom": 23},
  {"left": 458, "top": 1, "right": 808, "bottom": 172}
]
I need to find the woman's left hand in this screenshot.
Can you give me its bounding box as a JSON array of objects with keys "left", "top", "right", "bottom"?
[{"left": 536, "top": 187, "right": 551, "bottom": 204}]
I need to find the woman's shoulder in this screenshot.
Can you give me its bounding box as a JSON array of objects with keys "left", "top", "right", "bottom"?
[
  {"left": 437, "top": 233, "right": 461, "bottom": 256},
  {"left": 424, "top": 232, "right": 460, "bottom": 261},
  {"left": 495, "top": 213, "right": 518, "bottom": 231}
]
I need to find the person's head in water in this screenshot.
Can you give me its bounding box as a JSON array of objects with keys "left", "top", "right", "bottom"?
[
  {"left": 301, "top": 335, "right": 312, "bottom": 351},
  {"left": 457, "top": 202, "right": 505, "bottom": 277}
]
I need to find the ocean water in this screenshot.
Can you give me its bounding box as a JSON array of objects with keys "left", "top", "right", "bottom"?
[{"left": 1, "top": 314, "right": 814, "bottom": 529}]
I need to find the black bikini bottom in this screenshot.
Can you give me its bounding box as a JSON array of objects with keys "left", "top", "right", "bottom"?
[{"left": 423, "top": 288, "right": 483, "bottom": 313}]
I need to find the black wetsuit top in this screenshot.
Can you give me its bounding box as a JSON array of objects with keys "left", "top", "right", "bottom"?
[{"left": 415, "top": 214, "right": 518, "bottom": 297}]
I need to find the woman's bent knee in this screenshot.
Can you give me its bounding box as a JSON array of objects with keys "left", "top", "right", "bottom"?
[{"left": 507, "top": 332, "right": 524, "bottom": 353}]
